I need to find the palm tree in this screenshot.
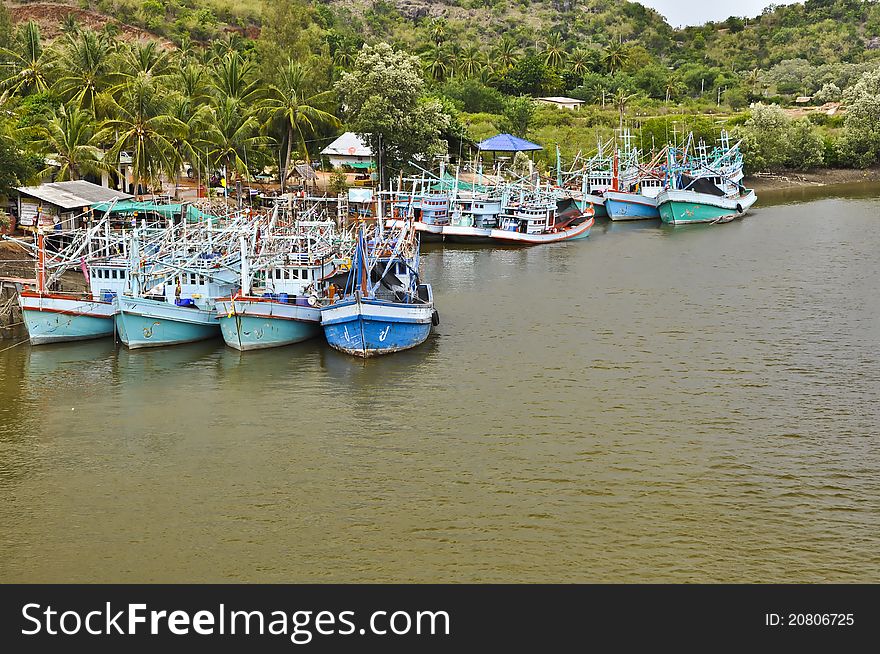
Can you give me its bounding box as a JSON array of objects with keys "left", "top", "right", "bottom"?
[
  {"left": 60, "top": 13, "right": 80, "bottom": 36},
  {"left": 568, "top": 47, "right": 593, "bottom": 79},
  {"left": 53, "top": 29, "right": 117, "bottom": 112},
  {"left": 664, "top": 75, "right": 685, "bottom": 104},
  {"left": 120, "top": 41, "right": 172, "bottom": 82},
  {"left": 613, "top": 88, "right": 639, "bottom": 131},
  {"left": 175, "top": 63, "right": 211, "bottom": 106},
  {"left": 333, "top": 42, "right": 357, "bottom": 69},
  {"left": 421, "top": 44, "right": 453, "bottom": 83},
  {"left": 212, "top": 52, "right": 263, "bottom": 104},
  {"left": 166, "top": 97, "right": 213, "bottom": 198},
  {"left": 543, "top": 33, "right": 567, "bottom": 69},
  {"left": 493, "top": 38, "right": 519, "bottom": 72},
  {"left": 37, "top": 104, "right": 111, "bottom": 181},
  {"left": 457, "top": 45, "right": 484, "bottom": 79},
  {"left": 204, "top": 96, "right": 269, "bottom": 183},
  {"left": 429, "top": 18, "right": 447, "bottom": 46},
  {"left": 259, "top": 60, "right": 340, "bottom": 192},
  {"left": 0, "top": 21, "right": 52, "bottom": 95},
  {"left": 602, "top": 39, "right": 628, "bottom": 75},
  {"left": 97, "top": 75, "right": 186, "bottom": 194}
]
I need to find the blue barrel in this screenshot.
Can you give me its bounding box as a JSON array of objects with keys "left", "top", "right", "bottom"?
[{"left": 278, "top": 293, "right": 289, "bottom": 304}]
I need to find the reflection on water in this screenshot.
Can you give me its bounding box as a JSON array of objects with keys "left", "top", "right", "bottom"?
[{"left": 1, "top": 194, "right": 879, "bottom": 583}]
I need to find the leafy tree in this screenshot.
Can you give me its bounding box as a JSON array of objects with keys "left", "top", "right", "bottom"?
[
  {"left": 839, "top": 67, "right": 880, "bottom": 167},
  {"left": 498, "top": 55, "right": 560, "bottom": 96},
  {"left": 496, "top": 95, "right": 535, "bottom": 138},
  {"left": 335, "top": 43, "right": 450, "bottom": 187},
  {"left": 0, "top": 123, "right": 40, "bottom": 198},
  {"left": 441, "top": 78, "right": 505, "bottom": 113}
]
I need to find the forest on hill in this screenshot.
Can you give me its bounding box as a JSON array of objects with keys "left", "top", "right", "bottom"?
[{"left": 1, "top": 0, "right": 880, "bottom": 206}]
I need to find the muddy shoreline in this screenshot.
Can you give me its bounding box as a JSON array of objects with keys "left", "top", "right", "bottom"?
[{"left": 746, "top": 167, "right": 880, "bottom": 192}]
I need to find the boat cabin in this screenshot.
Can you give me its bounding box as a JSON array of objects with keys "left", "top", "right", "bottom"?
[{"left": 88, "top": 263, "right": 129, "bottom": 301}]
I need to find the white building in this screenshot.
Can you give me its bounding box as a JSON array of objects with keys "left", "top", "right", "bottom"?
[
  {"left": 536, "top": 96, "right": 586, "bottom": 110},
  {"left": 321, "top": 132, "right": 373, "bottom": 170}
]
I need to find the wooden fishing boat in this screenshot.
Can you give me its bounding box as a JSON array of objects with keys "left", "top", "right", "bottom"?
[{"left": 321, "top": 226, "right": 436, "bottom": 358}]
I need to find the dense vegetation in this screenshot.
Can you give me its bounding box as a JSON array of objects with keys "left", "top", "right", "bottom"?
[{"left": 1, "top": 0, "right": 880, "bottom": 197}]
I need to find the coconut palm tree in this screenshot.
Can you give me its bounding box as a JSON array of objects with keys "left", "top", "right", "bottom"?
[
  {"left": 204, "top": 96, "right": 270, "bottom": 183},
  {"left": 493, "top": 38, "right": 519, "bottom": 72},
  {"left": 457, "top": 45, "right": 484, "bottom": 79},
  {"left": 664, "top": 75, "right": 685, "bottom": 104},
  {"left": 97, "top": 75, "right": 186, "bottom": 194},
  {"left": 429, "top": 18, "right": 447, "bottom": 46},
  {"left": 212, "top": 52, "right": 263, "bottom": 104},
  {"left": 543, "top": 33, "right": 567, "bottom": 69},
  {"left": 259, "top": 59, "right": 340, "bottom": 192},
  {"left": 602, "top": 39, "right": 628, "bottom": 75},
  {"left": 612, "top": 88, "right": 639, "bottom": 131},
  {"left": 0, "top": 21, "right": 52, "bottom": 95},
  {"left": 53, "top": 29, "right": 117, "bottom": 112},
  {"left": 120, "top": 41, "right": 172, "bottom": 82},
  {"left": 333, "top": 42, "right": 358, "bottom": 69},
  {"left": 174, "top": 63, "right": 211, "bottom": 106},
  {"left": 165, "top": 96, "right": 213, "bottom": 198},
  {"left": 37, "top": 104, "right": 112, "bottom": 181},
  {"left": 421, "top": 44, "right": 454, "bottom": 83},
  {"left": 567, "top": 47, "right": 594, "bottom": 79}
]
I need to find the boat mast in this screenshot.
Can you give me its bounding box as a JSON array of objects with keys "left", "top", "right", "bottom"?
[{"left": 36, "top": 228, "right": 45, "bottom": 293}]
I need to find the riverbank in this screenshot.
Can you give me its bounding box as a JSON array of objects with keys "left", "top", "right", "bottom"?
[{"left": 745, "top": 167, "right": 880, "bottom": 192}]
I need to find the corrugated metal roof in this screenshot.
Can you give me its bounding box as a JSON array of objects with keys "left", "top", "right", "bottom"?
[
  {"left": 16, "top": 181, "right": 133, "bottom": 210},
  {"left": 321, "top": 132, "right": 373, "bottom": 157},
  {"left": 293, "top": 163, "right": 318, "bottom": 180}
]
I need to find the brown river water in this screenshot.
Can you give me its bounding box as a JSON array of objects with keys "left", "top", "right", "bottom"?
[{"left": 1, "top": 185, "right": 879, "bottom": 582}]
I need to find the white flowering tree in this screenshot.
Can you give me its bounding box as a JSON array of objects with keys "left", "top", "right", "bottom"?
[{"left": 335, "top": 43, "right": 451, "bottom": 188}]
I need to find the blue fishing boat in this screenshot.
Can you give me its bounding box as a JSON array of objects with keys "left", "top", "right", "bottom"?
[{"left": 321, "top": 226, "right": 436, "bottom": 358}]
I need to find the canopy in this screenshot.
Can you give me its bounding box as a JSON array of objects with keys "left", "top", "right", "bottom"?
[
  {"left": 91, "top": 200, "right": 221, "bottom": 223},
  {"left": 477, "top": 133, "right": 543, "bottom": 152}
]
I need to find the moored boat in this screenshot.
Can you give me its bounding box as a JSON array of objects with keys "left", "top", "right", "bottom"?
[
  {"left": 321, "top": 226, "right": 436, "bottom": 357},
  {"left": 19, "top": 289, "right": 115, "bottom": 345},
  {"left": 657, "top": 187, "right": 757, "bottom": 225},
  {"left": 215, "top": 234, "right": 336, "bottom": 351}
]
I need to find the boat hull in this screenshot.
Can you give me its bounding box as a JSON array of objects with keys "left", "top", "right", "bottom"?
[
  {"left": 576, "top": 194, "right": 608, "bottom": 218},
  {"left": 18, "top": 291, "right": 115, "bottom": 345},
  {"left": 657, "top": 189, "right": 758, "bottom": 225},
  {"left": 402, "top": 220, "right": 444, "bottom": 242},
  {"left": 604, "top": 191, "right": 660, "bottom": 221},
  {"left": 215, "top": 298, "right": 322, "bottom": 351},
  {"left": 445, "top": 216, "right": 594, "bottom": 245},
  {"left": 321, "top": 296, "right": 433, "bottom": 357},
  {"left": 115, "top": 295, "right": 219, "bottom": 349}
]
